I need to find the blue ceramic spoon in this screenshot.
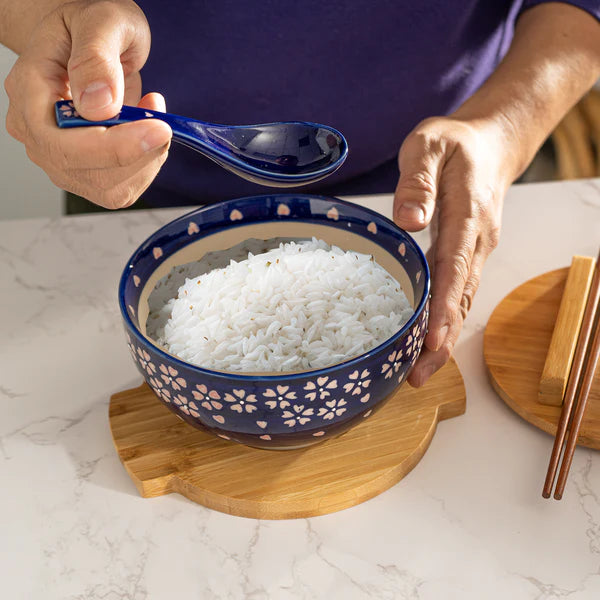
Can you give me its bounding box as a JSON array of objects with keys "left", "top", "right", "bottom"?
[{"left": 55, "top": 100, "right": 348, "bottom": 187}]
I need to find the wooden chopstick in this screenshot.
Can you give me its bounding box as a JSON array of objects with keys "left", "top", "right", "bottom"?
[
  {"left": 542, "top": 249, "right": 600, "bottom": 499},
  {"left": 554, "top": 304, "right": 600, "bottom": 498}
]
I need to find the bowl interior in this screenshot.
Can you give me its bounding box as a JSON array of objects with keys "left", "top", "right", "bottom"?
[{"left": 121, "top": 195, "right": 429, "bottom": 377}]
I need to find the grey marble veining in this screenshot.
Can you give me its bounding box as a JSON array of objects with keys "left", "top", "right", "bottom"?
[{"left": 1, "top": 181, "right": 600, "bottom": 599}]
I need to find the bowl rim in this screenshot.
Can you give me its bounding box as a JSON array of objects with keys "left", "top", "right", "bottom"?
[{"left": 119, "top": 193, "right": 430, "bottom": 381}]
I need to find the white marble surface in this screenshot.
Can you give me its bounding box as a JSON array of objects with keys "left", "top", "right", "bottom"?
[{"left": 1, "top": 179, "right": 600, "bottom": 599}]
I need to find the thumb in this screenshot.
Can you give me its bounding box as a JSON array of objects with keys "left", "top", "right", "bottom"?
[
  {"left": 66, "top": 3, "right": 150, "bottom": 120},
  {"left": 393, "top": 130, "right": 443, "bottom": 231}
]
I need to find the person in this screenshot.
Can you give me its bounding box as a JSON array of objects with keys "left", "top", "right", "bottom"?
[{"left": 2, "top": 1, "right": 600, "bottom": 387}]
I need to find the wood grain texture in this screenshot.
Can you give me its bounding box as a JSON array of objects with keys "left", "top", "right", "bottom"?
[
  {"left": 484, "top": 268, "right": 600, "bottom": 449},
  {"left": 538, "top": 256, "right": 596, "bottom": 406},
  {"left": 109, "top": 359, "right": 465, "bottom": 519},
  {"left": 551, "top": 103, "right": 596, "bottom": 180}
]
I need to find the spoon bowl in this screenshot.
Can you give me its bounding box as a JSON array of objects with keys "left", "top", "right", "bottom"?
[{"left": 55, "top": 101, "right": 348, "bottom": 187}]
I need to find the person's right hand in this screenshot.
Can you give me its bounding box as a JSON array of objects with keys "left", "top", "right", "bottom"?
[{"left": 4, "top": 0, "right": 172, "bottom": 209}]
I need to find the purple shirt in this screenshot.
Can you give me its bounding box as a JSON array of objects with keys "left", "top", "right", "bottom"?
[{"left": 137, "top": 0, "right": 600, "bottom": 206}]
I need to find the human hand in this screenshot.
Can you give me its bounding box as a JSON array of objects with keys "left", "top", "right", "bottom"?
[
  {"left": 393, "top": 116, "right": 513, "bottom": 387},
  {"left": 4, "top": 0, "right": 172, "bottom": 209}
]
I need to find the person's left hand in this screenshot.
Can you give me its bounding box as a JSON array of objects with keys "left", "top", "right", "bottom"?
[{"left": 393, "top": 116, "right": 515, "bottom": 387}]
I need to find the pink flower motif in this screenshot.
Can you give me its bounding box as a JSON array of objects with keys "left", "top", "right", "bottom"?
[
  {"left": 343, "top": 369, "right": 371, "bottom": 403},
  {"left": 159, "top": 364, "right": 187, "bottom": 391},
  {"left": 137, "top": 347, "right": 156, "bottom": 375},
  {"left": 192, "top": 384, "right": 223, "bottom": 411},
  {"left": 224, "top": 389, "right": 257, "bottom": 413},
  {"left": 304, "top": 377, "right": 337, "bottom": 401},
  {"left": 381, "top": 350, "right": 403, "bottom": 379},
  {"left": 405, "top": 334, "right": 419, "bottom": 358},
  {"left": 149, "top": 377, "right": 171, "bottom": 403},
  {"left": 326, "top": 206, "right": 339, "bottom": 221},
  {"left": 126, "top": 337, "right": 136, "bottom": 359},
  {"left": 264, "top": 385, "right": 296, "bottom": 409},
  {"left": 405, "top": 325, "right": 423, "bottom": 358},
  {"left": 60, "top": 101, "right": 80, "bottom": 118},
  {"left": 173, "top": 394, "right": 200, "bottom": 417},
  {"left": 318, "top": 398, "right": 347, "bottom": 420},
  {"left": 282, "top": 404, "right": 314, "bottom": 427}
]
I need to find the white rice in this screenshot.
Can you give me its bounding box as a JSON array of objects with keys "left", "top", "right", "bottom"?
[{"left": 156, "top": 238, "right": 413, "bottom": 372}]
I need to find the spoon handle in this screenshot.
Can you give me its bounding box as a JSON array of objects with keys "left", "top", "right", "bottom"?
[
  {"left": 55, "top": 99, "right": 196, "bottom": 128},
  {"left": 54, "top": 100, "right": 211, "bottom": 153}
]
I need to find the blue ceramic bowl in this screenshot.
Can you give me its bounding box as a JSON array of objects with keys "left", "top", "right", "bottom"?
[{"left": 119, "top": 194, "right": 430, "bottom": 449}]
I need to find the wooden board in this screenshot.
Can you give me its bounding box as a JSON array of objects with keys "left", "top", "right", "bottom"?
[
  {"left": 484, "top": 268, "right": 600, "bottom": 449},
  {"left": 538, "top": 256, "right": 596, "bottom": 406},
  {"left": 109, "top": 358, "right": 465, "bottom": 519}
]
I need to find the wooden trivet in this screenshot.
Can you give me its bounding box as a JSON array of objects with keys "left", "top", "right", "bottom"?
[
  {"left": 109, "top": 358, "right": 465, "bottom": 519},
  {"left": 484, "top": 267, "right": 600, "bottom": 449}
]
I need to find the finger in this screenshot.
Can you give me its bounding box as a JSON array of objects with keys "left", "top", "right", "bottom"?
[
  {"left": 425, "top": 211, "right": 439, "bottom": 278},
  {"left": 458, "top": 240, "right": 487, "bottom": 321},
  {"left": 138, "top": 92, "right": 167, "bottom": 113},
  {"left": 409, "top": 232, "right": 489, "bottom": 387},
  {"left": 425, "top": 208, "right": 478, "bottom": 352},
  {"left": 45, "top": 143, "right": 169, "bottom": 209},
  {"left": 65, "top": 2, "right": 150, "bottom": 120},
  {"left": 124, "top": 71, "right": 143, "bottom": 107},
  {"left": 5, "top": 102, "right": 26, "bottom": 143},
  {"left": 20, "top": 58, "right": 170, "bottom": 168},
  {"left": 393, "top": 128, "right": 446, "bottom": 231},
  {"left": 114, "top": 147, "right": 169, "bottom": 209},
  {"left": 25, "top": 113, "right": 172, "bottom": 171},
  {"left": 407, "top": 317, "right": 459, "bottom": 387}
]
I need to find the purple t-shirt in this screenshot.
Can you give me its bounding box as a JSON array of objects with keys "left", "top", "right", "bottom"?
[{"left": 137, "top": 0, "right": 600, "bottom": 206}]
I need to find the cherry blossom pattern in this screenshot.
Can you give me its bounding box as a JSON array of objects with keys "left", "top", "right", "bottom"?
[
  {"left": 173, "top": 394, "right": 200, "bottom": 417},
  {"left": 381, "top": 350, "right": 403, "bottom": 379},
  {"left": 192, "top": 384, "right": 223, "bottom": 411},
  {"left": 326, "top": 206, "right": 339, "bottom": 220},
  {"left": 264, "top": 385, "right": 297, "bottom": 409},
  {"left": 59, "top": 101, "right": 79, "bottom": 118},
  {"left": 408, "top": 323, "right": 423, "bottom": 356},
  {"left": 137, "top": 348, "right": 156, "bottom": 376},
  {"left": 159, "top": 364, "right": 187, "bottom": 391},
  {"left": 304, "top": 376, "right": 338, "bottom": 401},
  {"left": 282, "top": 404, "right": 314, "bottom": 427},
  {"left": 343, "top": 369, "right": 371, "bottom": 403},
  {"left": 318, "top": 398, "right": 347, "bottom": 420},
  {"left": 224, "top": 389, "right": 257, "bottom": 413},
  {"left": 404, "top": 334, "right": 417, "bottom": 360},
  {"left": 126, "top": 336, "right": 136, "bottom": 360},
  {"left": 149, "top": 377, "right": 171, "bottom": 403}
]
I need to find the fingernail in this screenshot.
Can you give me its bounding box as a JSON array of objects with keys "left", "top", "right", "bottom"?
[
  {"left": 141, "top": 128, "right": 169, "bottom": 152},
  {"left": 80, "top": 81, "right": 113, "bottom": 112},
  {"left": 430, "top": 325, "right": 449, "bottom": 351},
  {"left": 396, "top": 202, "right": 425, "bottom": 223}
]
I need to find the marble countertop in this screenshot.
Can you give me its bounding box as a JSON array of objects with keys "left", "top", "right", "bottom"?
[{"left": 1, "top": 179, "right": 600, "bottom": 599}]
